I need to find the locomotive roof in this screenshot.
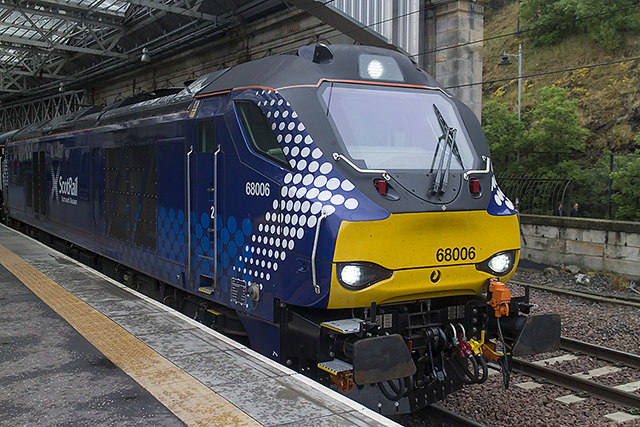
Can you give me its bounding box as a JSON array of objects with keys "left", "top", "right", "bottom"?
[{"left": 9, "top": 44, "right": 442, "bottom": 143}]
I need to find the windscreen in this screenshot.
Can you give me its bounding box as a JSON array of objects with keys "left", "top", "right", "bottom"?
[{"left": 322, "top": 84, "right": 475, "bottom": 171}]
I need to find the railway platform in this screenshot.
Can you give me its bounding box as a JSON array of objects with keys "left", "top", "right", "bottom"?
[{"left": 0, "top": 224, "right": 397, "bottom": 426}]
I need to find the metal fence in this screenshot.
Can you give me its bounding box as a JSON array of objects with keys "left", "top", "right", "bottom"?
[
  {"left": 497, "top": 177, "right": 573, "bottom": 216},
  {"left": 494, "top": 151, "right": 640, "bottom": 220}
]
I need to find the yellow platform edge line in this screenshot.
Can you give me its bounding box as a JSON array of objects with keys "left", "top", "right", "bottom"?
[{"left": 0, "top": 242, "right": 260, "bottom": 427}]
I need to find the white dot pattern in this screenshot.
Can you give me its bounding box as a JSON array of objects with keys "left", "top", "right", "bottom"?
[
  {"left": 489, "top": 175, "right": 516, "bottom": 215},
  {"left": 232, "top": 89, "right": 382, "bottom": 289}
]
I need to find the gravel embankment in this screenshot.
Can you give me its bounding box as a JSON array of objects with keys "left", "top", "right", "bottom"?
[{"left": 399, "top": 269, "right": 640, "bottom": 426}]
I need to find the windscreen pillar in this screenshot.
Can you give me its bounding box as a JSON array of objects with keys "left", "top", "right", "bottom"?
[{"left": 425, "top": 0, "right": 489, "bottom": 119}]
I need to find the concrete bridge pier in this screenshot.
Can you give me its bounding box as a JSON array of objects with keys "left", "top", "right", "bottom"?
[{"left": 425, "top": 0, "right": 489, "bottom": 119}]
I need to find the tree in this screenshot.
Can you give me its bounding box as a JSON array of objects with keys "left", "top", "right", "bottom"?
[
  {"left": 520, "top": 0, "right": 639, "bottom": 48},
  {"left": 481, "top": 87, "right": 591, "bottom": 215},
  {"left": 575, "top": 0, "right": 640, "bottom": 50},
  {"left": 611, "top": 150, "right": 640, "bottom": 221},
  {"left": 520, "top": 0, "right": 579, "bottom": 46},
  {"left": 482, "top": 87, "right": 588, "bottom": 177},
  {"left": 523, "top": 86, "right": 588, "bottom": 176},
  {"left": 482, "top": 100, "right": 525, "bottom": 175}
]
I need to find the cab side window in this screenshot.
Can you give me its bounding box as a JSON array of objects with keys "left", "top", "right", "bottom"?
[
  {"left": 198, "top": 121, "right": 216, "bottom": 153},
  {"left": 235, "top": 101, "right": 290, "bottom": 169}
]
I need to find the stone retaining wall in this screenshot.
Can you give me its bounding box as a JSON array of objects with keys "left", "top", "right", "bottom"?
[{"left": 518, "top": 214, "right": 640, "bottom": 279}]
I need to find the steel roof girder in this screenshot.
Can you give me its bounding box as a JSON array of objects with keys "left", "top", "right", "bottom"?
[
  {"left": 13, "top": 0, "right": 126, "bottom": 24},
  {"left": 0, "top": 34, "right": 128, "bottom": 58},
  {"left": 0, "top": 71, "right": 25, "bottom": 92},
  {"left": 125, "top": 0, "right": 217, "bottom": 22},
  {"left": 0, "top": 1, "right": 126, "bottom": 30},
  {"left": 2, "top": 67, "right": 60, "bottom": 80}
]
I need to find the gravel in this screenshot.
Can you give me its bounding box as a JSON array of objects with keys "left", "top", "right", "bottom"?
[
  {"left": 516, "top": 269, "right": 640, "bottom": 355},
  {"left": 399, "top": 268, "right": 640, "bottom": 426}
]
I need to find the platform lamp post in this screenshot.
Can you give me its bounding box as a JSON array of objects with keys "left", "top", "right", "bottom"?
[{"left": 499, "top": 43, "right": 522, "bottom": 161}]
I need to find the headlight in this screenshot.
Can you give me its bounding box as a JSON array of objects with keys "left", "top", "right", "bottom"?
[
  {"left": 367, "top": 59, "right": 384, "bottom": 79},
  {"left": 488, "top": 253, "right": 512, "bottom": 274},
  {"left": 337, "top": 262, "right": 392, "bottom": 290},
  {"left": 358, "top": 54, "right": 404, "bottom": 82},
  {"left": 476, "top": 251, "right": 516, "bottom": 276}
]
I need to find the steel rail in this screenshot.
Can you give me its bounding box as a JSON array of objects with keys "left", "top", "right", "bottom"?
[
  {"left": 511, "top": 358, "right": 640, "bottom": 409},
  {"left": 510, "top": 280, "right": 640, "bottom": 308},
  {"left": 421, "top": 404, "right": 487, "bottom": 427},
  {"left": 560, "top": 337, "right": 640, "bottom": 370}
]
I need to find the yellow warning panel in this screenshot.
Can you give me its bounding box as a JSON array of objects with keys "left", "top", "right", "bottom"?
[{"left": 0, "top": 243, "right": 259, "bottom": 427}]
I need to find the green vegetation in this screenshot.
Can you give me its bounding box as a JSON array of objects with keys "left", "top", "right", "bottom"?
[
  {"left": 611, "top": 145, "right": 640, "bottom": 221},
  {"left": 482, "top": 0, "right": 640, "bottom": 219},
  {"left": 483, "top": 86, "right": 587, "bottom": 176},
  {"left": 520, "top": 0, "right": 639, "bottom": 49}
]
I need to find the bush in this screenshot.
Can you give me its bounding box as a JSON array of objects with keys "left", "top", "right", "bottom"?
[
  {"left": 520, "top": 0, "right": 639, "bottom": 49},
  {"left": 525, "top": 86, "right": 587, "bottom": 156},
  {"left": 611, "top": 148, "right": 640, "bottom": 221},
  {"left": 482, "top": 100, "right": 525, "bottom": 175}
]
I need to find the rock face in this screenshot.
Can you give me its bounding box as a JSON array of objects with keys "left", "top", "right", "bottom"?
[
  {"left": 566, "top": 265, "right": 580, "bottom": 274},
  {"left": 576, "top": 273, "right": 591, "bottom": 286}
]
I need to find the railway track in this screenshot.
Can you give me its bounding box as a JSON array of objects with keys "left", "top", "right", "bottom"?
[
  {"left": 395, "top": 403, "right": 487, "bottom": 427},
  {"left": 510, "top": 279, "right": 640, "bottom": 308},
  {"left": 512, "top": 336, "right": 640, "bottom": 409},
  {"left": 423, "top": 404, "right": 487, "bottom": 426}
]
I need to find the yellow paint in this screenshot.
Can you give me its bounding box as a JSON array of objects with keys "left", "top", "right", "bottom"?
[
  {"left": 0, "top": 243, "right": 259, "bottom": 427},
  {"left": 317, "top": 365, "right": 341, "bottom": 375},
  {"left": 328, "top": 211, "right": 521, "bottom": 308},
  {"left": 188, "top": 100, "right": 200, "bottom": 118},
  {"left": 320, "top": 324, "right": 345, "bottom": 333}
]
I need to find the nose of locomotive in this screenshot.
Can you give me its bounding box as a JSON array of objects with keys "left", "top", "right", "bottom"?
[{"left": 326, "top": 209, "right": 521, "bottom": 309}]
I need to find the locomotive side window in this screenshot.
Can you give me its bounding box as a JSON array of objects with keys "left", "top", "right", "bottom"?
[
  {"left": 198, "top": 121, "right": 215, "bottom": 153},
  {"left": 234, "top": 101, "right": 290, "bottom": 169}
]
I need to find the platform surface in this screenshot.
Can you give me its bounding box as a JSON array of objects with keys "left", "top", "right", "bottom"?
[{"left": 0, "top": 224, "right": 398, "bottom": 426}]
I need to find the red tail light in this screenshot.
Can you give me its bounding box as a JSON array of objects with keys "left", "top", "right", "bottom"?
[
  {"left": 374, "top": 179, "right": 387, "bottom": 195},
  {"left": 469, "top": 178, "right": 480, "bottom": 196}
]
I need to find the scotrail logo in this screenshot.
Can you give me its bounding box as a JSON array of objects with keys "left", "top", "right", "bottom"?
[{"left": 51, "top": 166, "right": 78, "bottom": 206}]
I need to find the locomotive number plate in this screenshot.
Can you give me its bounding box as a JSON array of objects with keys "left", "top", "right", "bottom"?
[
  {"left": 245, "top": 182, "right": 270, "bottom": 197},
  {"left": 436, "top": 246, "right": 476, "bottom": 263}
]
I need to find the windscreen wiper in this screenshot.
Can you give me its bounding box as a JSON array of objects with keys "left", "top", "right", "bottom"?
[{"left": 430, "top": 105, "right": 464, "bottom": 194}]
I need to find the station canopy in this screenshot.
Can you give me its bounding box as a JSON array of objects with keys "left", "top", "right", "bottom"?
[{"left": 0, "top": 0, "right": 288, "bottom": 103}]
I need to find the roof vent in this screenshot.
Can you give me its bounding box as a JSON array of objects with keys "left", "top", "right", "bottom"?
[{"left": 297, "top": 44, "right": 334, "bottom": 64}]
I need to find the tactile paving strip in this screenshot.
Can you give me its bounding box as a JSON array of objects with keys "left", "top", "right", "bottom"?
[{"left": 0, "top": 242, "right": 259, "bottom": 427}]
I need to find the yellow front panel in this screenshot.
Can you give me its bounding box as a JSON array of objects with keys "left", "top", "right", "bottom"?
[{"left": 328, "top": 210, "right": 521, "bottom": 309}]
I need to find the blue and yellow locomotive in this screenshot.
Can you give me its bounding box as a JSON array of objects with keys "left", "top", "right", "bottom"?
[{"left": 1, "top": 44, "right": 559, "bottom": 414}]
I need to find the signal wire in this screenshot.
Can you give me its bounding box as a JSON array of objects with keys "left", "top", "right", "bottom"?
[{"left": 445, "top": 54, "right": 640, "bottom": 89}]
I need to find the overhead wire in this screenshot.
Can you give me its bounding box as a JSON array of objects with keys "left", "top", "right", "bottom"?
[
  {"left": 409, "top": 0, "right": 640, "bottom": 59},
  {"left": 288, "top": 0, "right": 639, "bottom": 59},
  {"left": 445, "top": 55, "right": 640, "bottom": 89},
  {"left": 323, "top": 5, "right": 422, "bottom": 43},
  {"left": 287, "top": 0, "right": 640, "bottom": 90}
]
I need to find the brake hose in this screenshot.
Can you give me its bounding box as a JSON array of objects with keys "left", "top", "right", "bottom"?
[
  {"left": 475, "top": 354, "right": 489, "bottom": 383},
  {"left": 377, "top": 377, "right": 413, "bottom": 401},
  {"left": 450, "top": 354, "right": 479, "bottom": 384}
]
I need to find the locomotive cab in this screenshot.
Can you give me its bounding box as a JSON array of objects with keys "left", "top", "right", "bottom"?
[{"left": 247, "top": 45, "right": 561, "bottom": 413}]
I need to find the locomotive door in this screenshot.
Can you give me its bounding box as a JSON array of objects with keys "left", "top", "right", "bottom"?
[{"left": 187, "top": 119, "right": 223, "bottom": 296}]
